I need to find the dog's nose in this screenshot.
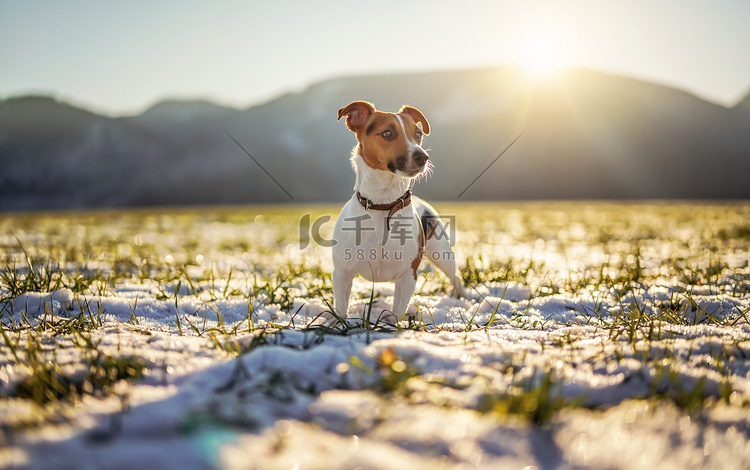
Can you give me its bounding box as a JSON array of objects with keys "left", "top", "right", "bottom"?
[{"left": 412, "top": 149, "right": 429, "bottom": 166}]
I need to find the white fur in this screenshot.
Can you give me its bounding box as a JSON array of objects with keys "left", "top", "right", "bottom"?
[
  {"left": 349, "top": 147, "right": 411, "bottom": 203},
  {"left": 332, "top": 147, "right": 463, "bottom": 322},
  {"left": 396, "top": 114, "right": 420, "bottom": 155}
]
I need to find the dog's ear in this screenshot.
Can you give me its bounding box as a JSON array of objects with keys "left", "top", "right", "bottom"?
[
  {"left": 337, "top": 101, "right": 375, "bottom": 132},
  {"left": 399, "top": 105, "right": 430, "bottom": 135}
]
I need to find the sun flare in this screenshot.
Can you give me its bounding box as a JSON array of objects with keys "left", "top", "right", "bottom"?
[{"left": 514, "top": 27, "right": 569, "bottom": 79}]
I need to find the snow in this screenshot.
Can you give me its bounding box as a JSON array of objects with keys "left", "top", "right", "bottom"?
[
  {"left": 11, "top": 288, "right": 74, "bottom": 316},
  {"left": 2, "top": 281, "right": 750, "bottom": 469},
  {"left": 1, "top": 204, "right": 750, "bottom": 469}
]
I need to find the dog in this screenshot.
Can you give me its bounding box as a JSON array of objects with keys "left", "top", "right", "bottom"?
[{"left": 332, "top": 101, "right": 463, "bottom": 322}]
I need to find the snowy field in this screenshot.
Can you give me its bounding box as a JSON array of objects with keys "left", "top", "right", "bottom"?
[{"left": 1, "top": 202, "right": 750, "bottom": 469}]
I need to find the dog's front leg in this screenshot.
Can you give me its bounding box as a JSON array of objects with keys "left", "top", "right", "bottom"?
[
  {"left": 332, "top": 268, "right": 354, "bottom": 320},
  {"left": 391, "top": 272, "right": 417, "bottom": 320}
]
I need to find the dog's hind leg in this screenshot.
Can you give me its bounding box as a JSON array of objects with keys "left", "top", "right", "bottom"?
[
  {"left": 415, "top": 198, "right": 465, "bottom": 298},
  {"left": 425, "top": 234, "right": 465, "bottom": 298}
]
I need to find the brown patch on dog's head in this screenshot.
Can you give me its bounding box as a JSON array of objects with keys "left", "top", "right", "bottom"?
[
  {"left": 338, "top": 101, "right": 431, "bottom": 176},
  {"left": 398, "top": 105, "right": 430, "bottom": 136}
]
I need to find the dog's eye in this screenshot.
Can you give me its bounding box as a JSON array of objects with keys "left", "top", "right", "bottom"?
[
  {"left": 380, "top": 130, "right": 394, "bottom": 140},
  {"left": 415, "top": 131, "right": 422, "bottom": 141}
]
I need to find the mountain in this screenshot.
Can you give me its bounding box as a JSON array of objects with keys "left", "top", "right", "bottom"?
[
  {"left": 734, "top": 91, "right": 750, "bottom": 114},
  {"left": 0, "top": 96, "right": 160, "bottom": 209},
  {"left": 137, "top": 99, "right": 238, "bottom": 122},
  {"left": 2, "top": 67, "right": 750, "bottom": 210}
]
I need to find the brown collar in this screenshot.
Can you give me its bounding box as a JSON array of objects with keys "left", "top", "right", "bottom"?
[{"left": 356, "top": 189, "right": 412, "bottom": 231}]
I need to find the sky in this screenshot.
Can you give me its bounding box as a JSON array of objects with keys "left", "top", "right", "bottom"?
[{"left": 2, "top": 0, "right": 750, "bottom": 116}]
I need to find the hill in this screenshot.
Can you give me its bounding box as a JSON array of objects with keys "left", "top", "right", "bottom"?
[{"left": 2, "top": 67, "right": 750, "bottom": 210}]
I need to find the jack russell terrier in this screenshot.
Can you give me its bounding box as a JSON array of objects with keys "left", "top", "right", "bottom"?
[{"left": 332, "top": 101, "right": 463, "bottom": 322}]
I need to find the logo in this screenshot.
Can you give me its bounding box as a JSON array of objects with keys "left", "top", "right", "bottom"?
[{"left": 299, "top": 214, "right": 457, "bottom": 250}]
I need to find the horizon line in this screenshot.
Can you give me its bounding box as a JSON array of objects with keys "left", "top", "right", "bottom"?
[{"left": 1, "top": 63, "right": 748, "bottom": 118}]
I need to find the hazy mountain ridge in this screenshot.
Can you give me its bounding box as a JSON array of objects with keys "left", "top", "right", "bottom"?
[
  {"left": 734, "top": 90, "right": 750, "bottom": 113},
  {"left": 2, "top": 67, "right": 749, "bottom": 210}
]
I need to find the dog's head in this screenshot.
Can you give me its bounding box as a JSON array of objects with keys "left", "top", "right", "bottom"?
[{"left": 337, "top": 101, "right": 431, "bottom": 178}]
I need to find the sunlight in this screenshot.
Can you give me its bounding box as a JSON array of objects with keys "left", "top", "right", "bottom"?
[
  {"left": 509, "top": 24, "right": 579, "bottom": 133},
  {"left": 513, "top": 26, "right": 570, "bottom": 79}
]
